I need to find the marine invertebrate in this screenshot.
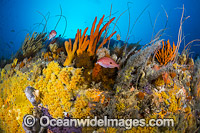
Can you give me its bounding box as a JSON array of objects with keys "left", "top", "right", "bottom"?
[
  {"left": 197, "top": 80, "right": 200, "bottom": 98},
  {"left": 27, "top": 57, "right": 32, "bottom": 62},
  {"left": 191, "top": 58, "right": 200, "bottom": 98},
  {"left": 43, "top": 51, "right": 59, "bottom": 61},
  {"left": 92, "top": 66, "right": 117, "bottom": 90},
  {"left": 92, "top": 64, "right": 102, "bottom": 78},
  {"left": 87, "top": 15, "right": 116, "bottom": 56},
  {"left": 153, "top": 64, "right": 160, "bottom": 71},
  {"left": 85, "top": 89, "right": 105, "bottom": 104},
  {"left": 143, "top": 84, "right": 153, "bottom": 95},
  {"left": 0, "top": 69, "right": 6, "bottom": 80},
  {"left": 71, "top": 95, "right": 91, "bottom": 118},
  {"left": 58, "top": 66, "right": 84, "bottom": 92},
  {"left": 74, "top": 52, "right": 95, "bottom": 82},
  {"left": 116, "top": 34, "right": 121, "bottom": 40},
  {"left": 63, "top": 38, "right": 78, "bottom": 66},
  {"left": 155, "top": 40, "right": 177, "bottom": 66},
  {"left": 0, "top": 70, "right": 34, "bottom": 132},
  {"left": 170, "top": 72, "right": 177, "bottom": 78},
  {"left": 115, "top": 39, "right": 161, "bottom": 90},
  {"left": 116, "top": 101, "right": 125, "bottom": 112},
  {"left": 125, "top": 126, "right": 157, "bottom": 133},
  {"left": 11, "top": 58, "right": 18, "bottom": 68},
  {"left": 52, "top": 53, "right": 59, "bottom": 60},
  {"left": 1, "top": 8, "right": 200, "bottom": 132},
  {"left": 49, "top": 43, "right": 58, "bottom": 53},
  {"left": 162, "top": 72, "right": 171, "bottom": 84},
  {"left": 35, "top": 61, "right": 86, "bottom": 118},
  {"left": 84, "top": 15, "right": 116, "bottom": 56},
  {"left": 22, "top": 32, "right": 47, "bottom": 57},
  {"left": 63, "top": 15, "right": 116, "bottom": 66},
  {"left": 96, "top": 47, "right": 110, "bottom": 60},
  {"left": 75, "top": 52, "right": 94, "bottom": 69},
  {"left": 179, "top": 53, "right": 187, "bottom": 65},
  {"left": 56, "top": 47, "right": 65, "bottom": 54},
  {"left": 19, "top": 61, "right": 25, "bottom": 68},
  {"left": 41, "top": 107, "right": 82, "bottom": 133},
  {"left": 136, "top": 92, "right": 145, "bottom": 100},
  {"left": 106, "top": 127, "right": 118, "bottom": 133},
  {"left": 76, "top": 28, "right": 89, "bottom": 56}
]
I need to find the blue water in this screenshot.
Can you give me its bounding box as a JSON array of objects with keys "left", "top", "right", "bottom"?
[{"left": 0, "top": 0, "right": 200, "bottom": 59}]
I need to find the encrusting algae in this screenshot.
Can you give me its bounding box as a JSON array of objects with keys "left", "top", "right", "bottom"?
[{"left": 0, "top": 6, "right": 200, "bottom": 133}]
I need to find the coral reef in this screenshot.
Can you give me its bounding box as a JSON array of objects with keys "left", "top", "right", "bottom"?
[{"left": 0, "top": 12, "right": 200, "bottom": 133}]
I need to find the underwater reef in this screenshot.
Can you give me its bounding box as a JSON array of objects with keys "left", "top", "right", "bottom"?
[{"left": 0, "top": 10, "right": 200, "bottom": 133}]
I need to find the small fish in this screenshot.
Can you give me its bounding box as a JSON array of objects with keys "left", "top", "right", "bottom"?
[
  {"left": 9, "top": 41, "right": 14, "bottom": 44},
  {"left": 96, "top": 56, "right": 119, "bottom": 69},
  {"left": 10, "top": 29, "right": 15, "bottom": 32},
  {"left": 5, "top": 43, "right": 11, "bottom": 48},
  {"left": 49, "top": 30, "right": 57, "bottom": 40}
]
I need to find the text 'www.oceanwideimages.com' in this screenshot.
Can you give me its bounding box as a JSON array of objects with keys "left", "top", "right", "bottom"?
[{"left": 23, "top": 115, "right": 174, "bottom": 129}]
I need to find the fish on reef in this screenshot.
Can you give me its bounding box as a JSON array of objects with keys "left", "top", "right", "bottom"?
[
  {"left": 96, "top": 56, "right": 119, "bottom": 69},
  {"left": 49, "top": 30, "right": 57, "bottom": 40}
]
